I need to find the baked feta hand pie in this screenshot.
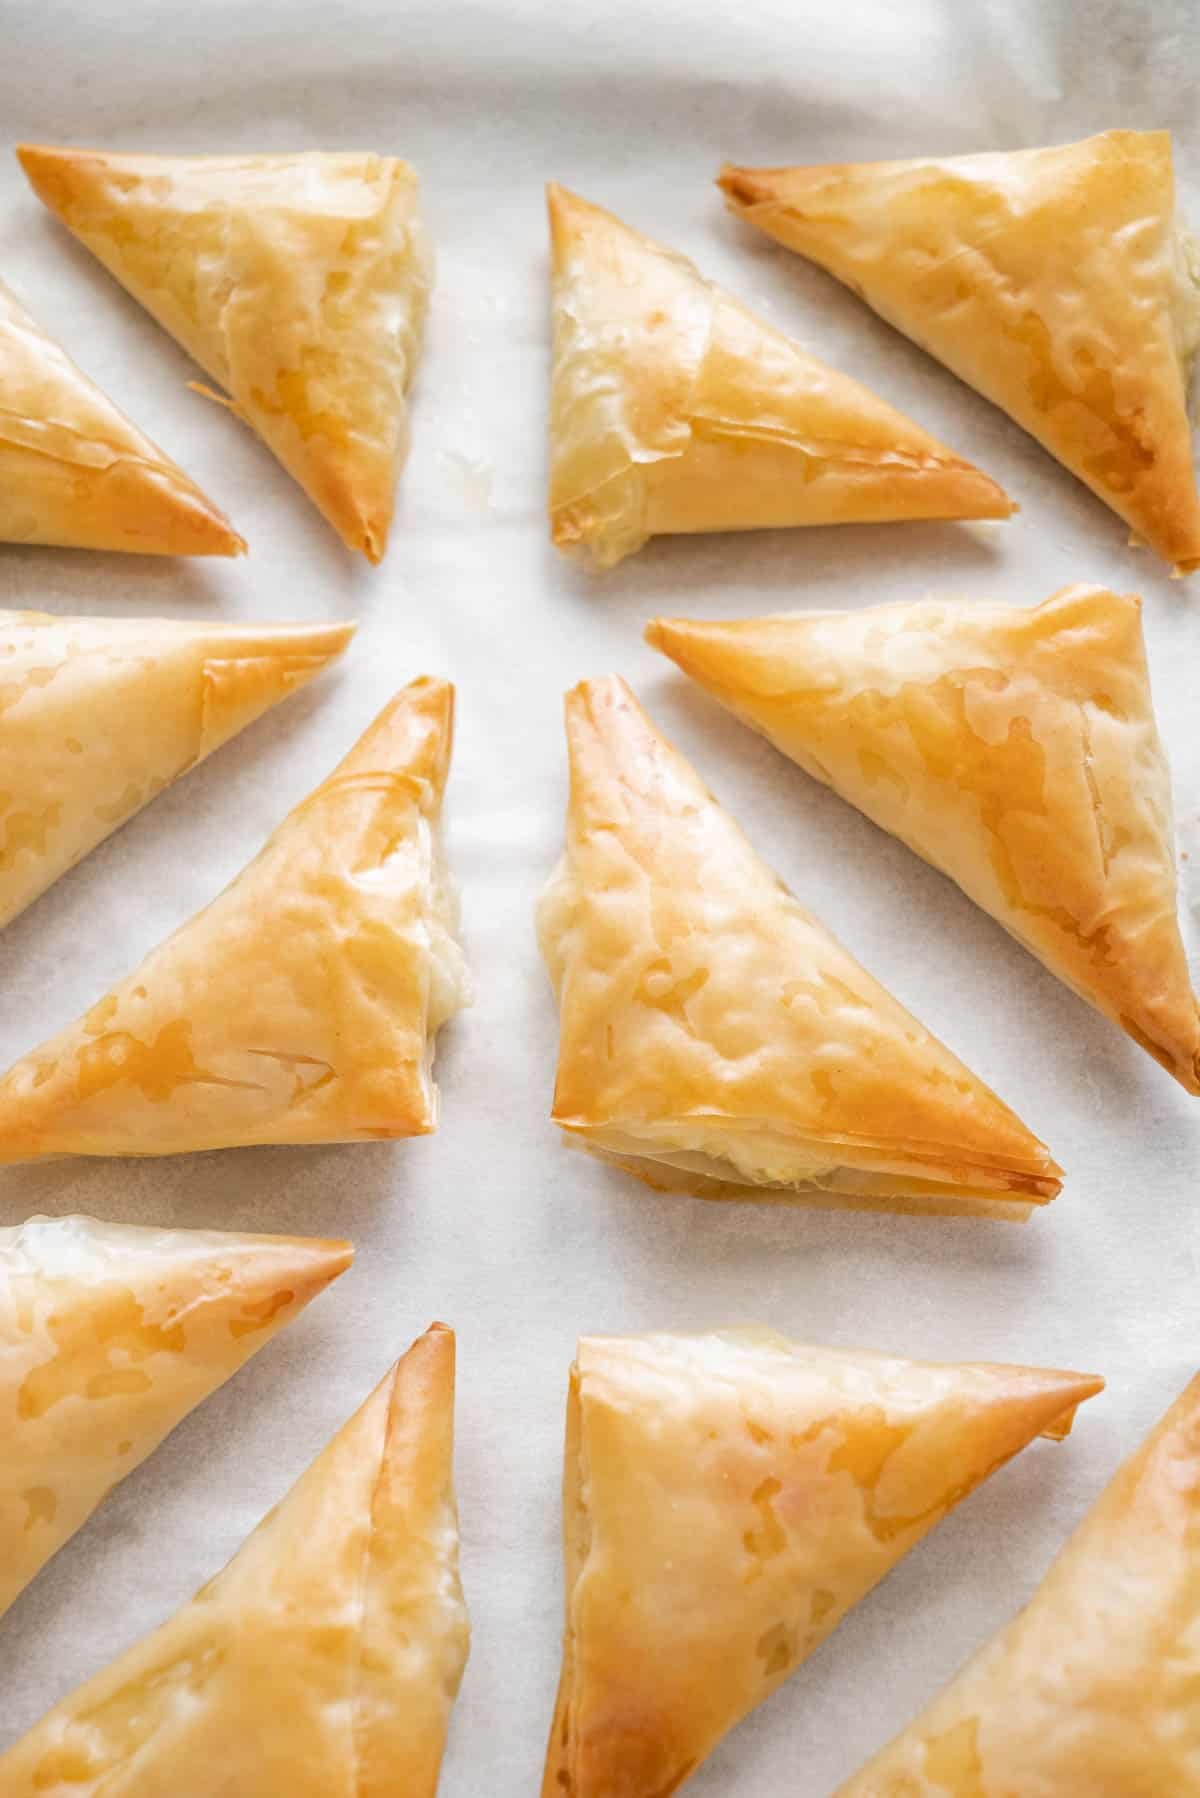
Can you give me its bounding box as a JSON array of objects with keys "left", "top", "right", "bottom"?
[
  {"left": 546, "top": 184, "right": 1011, "bottom": 569},
  {"left": 0, "top": 1323, "right": 469, "bottom": 1797},
  {"left": 0, "top": 1213, "right": 351, "bottom": 1621},
  {"left": 536, "top": 677, "right": 1061, "bottom": 1217},
  {"left": 836, "top": 1371, "right": 1200, "bottom": 1795},
  {"left": 17, "top": 146, "right": 433, "bottom": 562},
  {"left": 0, "top": 677, "right": 469, "bottom": 1160},
  {"left": 0, "top": 279, "right": 242, "bottom": 555},
  {"left": 719, "top": 131, "right": 1200, "bottom": 571},
  {"left": 543, "top": 1328, "right": 1103, "bottom": 1798},
  {"left": 0, "top": 610, "right": 354, "bottom": 931},
  {"left": 647, "top": 585, "right": 1200, "bottom": 1092}
]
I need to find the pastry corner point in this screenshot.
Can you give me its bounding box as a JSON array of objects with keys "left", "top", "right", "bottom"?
[
  {"left": 1039, "top": 1368, "right": 1106, "bottom": 1442},
  {"left": 301, "top": 1233, "right": 357, "bottom": 1285},
  {"left": 716, "top": 161, "right": 775, "bottom": 211},
  {"left": 390, "top": 1320, "right": 458, "bottom": 1425}
]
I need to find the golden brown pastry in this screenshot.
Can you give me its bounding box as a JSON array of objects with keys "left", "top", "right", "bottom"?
[
  {"left": 0, "top": 1212, "right": 351, "bottom": 1620},
  {"left": 0, "top": 1323, "right": 468, "bottom": 1797},
  {"left": 836, "top": 1372, "right": 1200, "bottom": 1795},
  {"left": 17, "top": 145, "right": 433, "bottom": 562},
  {"left": 648, "top": 585, "right": 1200, "bottom": 1092},
  {"left": 546, "top": 183, "right": 1011, "bottom": 569},
  {"left": 719, "top": 131, "right": 1200, "bottom": 571},
  {"left": 0, "top": 278, "right": 242, "bottom": 555},
  {"left": 543, "top": 1328, "right": 1103, "bottom": 1798},
  {"left": 0, "top": 677, "right": 469, "bottom": 1160},
  {"left": 0, "top": 610, "right": 354, "bottom": 930},
  {"left": 536, "top": 676, "right": 1061, "bottom": 1218}
]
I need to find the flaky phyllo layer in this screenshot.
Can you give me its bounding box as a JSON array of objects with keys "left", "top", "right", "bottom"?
[
  {"left": 0, "top": 1213, "right": 352, "bottom": 1620},
  {"left": 837, "top": 1372, "right": 1200, "bottom": 1795},
  {"left": 0, "top": 1326, "right": 469, "bottom": 1796},
  {"left": 538, "top": 676, "right": 1061, "bottom": 1219},
  {"left": 0, "top": 280, "right": 243, "bottom": 556},
  {"left": 543, "top": 1329, "right": 1102, "bottom": 1798},
  {"left": 647, "top": 585, "right": 1200, "bottom": 1094},
  {"left": 18, "top": 146, "right": 432, "bottom": 560},
  {"left": 0, "top": 677, "right": 470, "bottom": 1160},
  {"left": 720, "top": 130, "right": 1200, "bottom": 572},
  {"left": 0, "top": 609, "right": 354, "bottom": 930},
  {"left": 546, "top": 184, "right": 1010, "bottom": 570}
]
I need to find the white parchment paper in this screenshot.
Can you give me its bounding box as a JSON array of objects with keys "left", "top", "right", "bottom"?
[{"left": 1, "top": 1, "right": 1199, "bottom": 1790}]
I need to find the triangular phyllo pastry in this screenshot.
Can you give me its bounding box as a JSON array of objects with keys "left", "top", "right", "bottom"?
[
  {"left": 536, "top": 677, "right": 1061, "bottom": 1217},
  {"left": 0, "top": 279, "right": 242, "bottom": 555},
  {"left": 837, "top": 1371, "right": 1199, "bottom": 1795},
  {"left": 543, "top": 1328, "right": 1103, "bottom": 1798},
  {"left": 720, "top": 130, "right": 1200, "bottom": 571},
  {"left": 17, "top": 145, "right": 433, "bottom": 562},
  {"left": 0, "top": 677, "right": 469, "bottom": 1160},
  {"left": 0, "top": 1323, "right": 469, "bottom": 1795},
  {"left": 0, "top": 1211, "right": 351, "bottom": 1620},
  {"left": 0, "top": 609, "right": 354, "bottom": 930},
  {"left": 648, "top": 585, "right": 1200, "bottom": 1092},
  {"left": 546, "top": 184, "right": 1011, "bottom": 569}
]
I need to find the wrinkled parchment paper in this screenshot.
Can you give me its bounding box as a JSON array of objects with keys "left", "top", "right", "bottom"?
[{"left": 1, "top": 2, "right": 1199, "bottom": 1790}]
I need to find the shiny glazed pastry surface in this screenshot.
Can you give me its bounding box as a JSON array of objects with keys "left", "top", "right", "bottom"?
[
  {"left": 837, "top": 1371, "right": 1200, "bottom": 1795},
  {"left": 0, "top": 609, "right": 353, "bottom": 930},
  {"left": 648, "top": 585, "right": 1200, "bottom": 1091},
  {"left": 0, "top": 1324, "right": 469, "bottom": 1798},
  {"left": 547, "top": 184, "right": 1010, "bottom": 569},
  {"left": 536, "top": 676, "right": 1061, "bottom": 1216},
  {"left": 18, "top": 145, "right": 433, "bottom": 561},
  {"left": 720, "top": 130, "right": 1200, "bottom": 571},
  {"left": 0, "top": 1213, "right": 351, "bottom": 1620},
  {"left": 543, "top": 1328, "right": 1102, "bottom": 1798},
  {"left": 0, "top": 278, "right": 242, "bottom": 555},
  {"left": 0, "top": 677, "right": 469, "bottom": 1159}
]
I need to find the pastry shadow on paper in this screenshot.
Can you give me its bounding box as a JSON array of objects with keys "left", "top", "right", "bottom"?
[
  {"left": 0, "top": 1139, "right": 413, "bottom": 1235},
  {"left": 0, "top": 499, "right": 375, "bottom": 621},
  {"left": 547, "top": 512, "right": 1010, "bottom": 619},
  {"left": 0, "top": 514, "right": 372, "bottom": 618},
  {"left": 0, "top": 542, "right": 234, "bottom": 613},
  {"left": 562, "top": 1149, "right": 1053, "bottom": 1282}
]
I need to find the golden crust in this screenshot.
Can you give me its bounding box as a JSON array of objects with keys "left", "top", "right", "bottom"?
[
  {"left": 719, "top": 130, "right": 1200, "bottom": 571},
  {"left": 546, "top": 184, "right": 1011, "bottom": 569},
  {"left": 0, "top": 279, "right": 243, "bottom": 555},
  {"left": 0, "top": 1324, "right": 469, "bottom": 1797},
  {"left": 536, "top": 676, "right": 1061, "bottom": 1216},
  {"left": 0, "top": 1213, "right": 351, "bottom": 1620},
  {"left": 0, "top": 677, "right": 469, "bottom": 1160},
  {"left": 647, "top": 585, "right": 1200, "bottom": 1093},
  {"left": 0, "top": 609, "right": 354, "bottom": 931},
  {"left": 543, "top": 1329, "right": 1103, "bottom": 1798},
  {"left": 17, "top": 145, "right": 433, "bottom": 562},
  {"left": 837, "top": 1373, "right": 1200, "bottom": 1794}
]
